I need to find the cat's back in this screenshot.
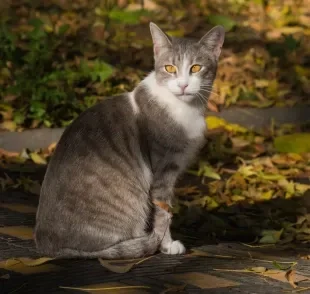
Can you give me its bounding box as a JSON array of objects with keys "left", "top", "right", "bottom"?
[
  {"left": 40, "top": 93, "right": 141, "bottom": 193},
  {"left": 51, "top": 93, "right": 135, "bottom": 159}
]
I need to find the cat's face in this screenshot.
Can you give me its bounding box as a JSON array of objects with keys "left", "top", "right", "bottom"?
[{"left": 150, "top": 23, "right": 225, "bottom": 104}]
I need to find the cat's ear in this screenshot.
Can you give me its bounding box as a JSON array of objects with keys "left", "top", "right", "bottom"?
[
  {"left": 198, "top": 26, "right": 225, "bottom": 59},
  {"left": 149, "top": 22, "right": 172, "bottom": 57}
]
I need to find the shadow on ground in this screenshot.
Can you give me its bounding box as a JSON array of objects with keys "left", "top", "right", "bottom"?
[{"left": 1, "top": 160, "right": 310, "bottom": 293}]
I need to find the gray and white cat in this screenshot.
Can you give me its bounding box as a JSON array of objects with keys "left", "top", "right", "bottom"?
[{"left": 34, "top": 22, "right": 225, "bottom": 259}]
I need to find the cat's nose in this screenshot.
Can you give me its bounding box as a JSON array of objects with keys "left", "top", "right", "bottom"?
[{"left": 178, "top": 83, "right": 188, "bottom": 93}]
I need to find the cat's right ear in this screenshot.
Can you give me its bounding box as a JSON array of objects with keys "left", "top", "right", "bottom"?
[{"left": 149, "top": 22, "right": 172, "bottom": 57}]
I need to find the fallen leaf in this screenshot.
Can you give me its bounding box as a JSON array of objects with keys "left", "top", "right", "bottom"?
[
  {"left": 0, "top": 274, "right": 10, "bottom": 279},
  {"left": 259, "top": 229, "right": 283, "bottom": 244},
  {"left": 249, "top": 266, "right": 266, "bottom": 273},
  {"left": 206, "top": 116, "right": 248, "bottom": 133},
  {"left": 59, "top": 285, "right": 150, "bottom": 292},
  {"left": 5, "top": 257, "right": 54, "bottom": 267},
  {"left": 98, "top": 255, "right": 153, "bottom": 273},
  {"left": 200, "top": 164, "right": 221, "bottom": 180},
  {"left": 207, "top": 100, "right": 220, "bottom": 112},
  {"left": 29, "top": 153, "right": 47, "bottom": 165},
  {"left": 0, "top": 121, "right": 17, "bottom": 131},
  {"left": 0, "top": 148, "right": 19, "bottom": 158},
  {"left": 285, "top": 269, "right": 297, "bottom": 288},
  {"left": 274, "top": 133, "right": 310, "bottom": 153},
  {"left": 231, "top": 137, "right": 250, "bottom": 149},
  {"left": 231, "top": 195, "right": 246, "bottom": 201},
  {"left": 161, "top": 284, "right": 187, "bottom": 293}
]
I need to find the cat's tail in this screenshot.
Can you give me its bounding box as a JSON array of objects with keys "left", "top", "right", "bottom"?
[{"left": 49, "top": 233, "right": 161, "bottom": 259}]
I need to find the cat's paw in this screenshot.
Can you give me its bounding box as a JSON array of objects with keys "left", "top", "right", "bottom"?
[{"left": 161, "top": 240, "right": 186, "bottom": 255}]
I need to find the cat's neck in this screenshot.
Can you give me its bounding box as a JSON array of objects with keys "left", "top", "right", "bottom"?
[
  {"left": 140, "top": 71, "right": 203, "bottom": 111},
  {"left": 134, "top": 71, "right": 206, "bottom": 139}
]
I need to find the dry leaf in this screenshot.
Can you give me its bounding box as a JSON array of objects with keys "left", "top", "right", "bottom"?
[
  {"left": 249, "top": 266, "right": 267, "bottom": 273},
  {"left": 189, "top": 249, "right": 235, "bottom": 259},
  {"left": 29, "top": 153, "right": 47, "bottom": 165},
  {"left": 285, "top": 269, "right": 297, "bottom": 288},
  {"left": 5, "top": 257, "right": 54, "bottom": 267},
  {"left": 0, "top": 148, "right": 19, "bottom": 158},
  {"left": 161, "top": 284, "right": 187, "bottom": 293},
  {"left": 0, "top": 274, "right": 10, "bottom": 279},
  {"left": 98, "top": 255, "right": 153, "bottom": 273},
  {"left": 207, "top": 100, "right": 219, "bottom": 112},
  {"left": 59, "top": 285, "right": 150, "bottom": 292}
]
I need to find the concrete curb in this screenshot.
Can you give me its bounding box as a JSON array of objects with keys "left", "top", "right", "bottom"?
[{"left": 1, "top": 105, "right": 309, "bottom": 152}]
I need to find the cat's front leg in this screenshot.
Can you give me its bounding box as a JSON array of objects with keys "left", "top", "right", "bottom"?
[
  {"left": 153, "top": 204, "right": 186, "bottom": 255},
  {"left": 151, "top": 172, "right": 186, "bottom": 255}
]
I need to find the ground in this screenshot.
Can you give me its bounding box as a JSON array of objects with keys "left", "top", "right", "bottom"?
[{"left": 1, "top": 167, "right": 310, "bottom": 294}]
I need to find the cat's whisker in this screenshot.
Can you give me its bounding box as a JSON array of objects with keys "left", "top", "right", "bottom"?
[
  {"left": 200, "top": 89, "right": 219, "bottom": 96},
  {"left": 196, "top": 93, "right": 208, "bottom": 106}
]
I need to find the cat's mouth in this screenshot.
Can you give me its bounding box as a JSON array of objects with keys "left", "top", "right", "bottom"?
[{"left": 176, "top": 94, "right": 194, "bottom": 102}]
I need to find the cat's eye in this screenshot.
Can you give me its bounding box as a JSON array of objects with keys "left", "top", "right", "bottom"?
[
  {"left": 165, "top": 65, "right": 177, "bottom": 73},
  {"left": 190, "top": 65, "right": 201, "bottom": 73}
]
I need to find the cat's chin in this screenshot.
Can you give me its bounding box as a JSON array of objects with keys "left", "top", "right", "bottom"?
[{"left": 176, "top": 94, "right": 194, "bottom": 103}]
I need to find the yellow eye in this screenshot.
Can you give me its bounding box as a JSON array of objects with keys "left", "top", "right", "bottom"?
[
  {"left": 191, "top": 65, "right": 201, "bottom": 73},
  {"left": 165, "top": 65, "right": 177, "bottom": 73}
]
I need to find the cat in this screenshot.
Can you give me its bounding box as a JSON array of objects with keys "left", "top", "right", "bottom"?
[{"left": 34, "top": 22, "right": 225, "bottom": 259}]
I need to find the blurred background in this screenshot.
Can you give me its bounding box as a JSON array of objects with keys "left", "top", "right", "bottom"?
[{"left": 0, "top": 0, "right": 309, "bottom": 130}]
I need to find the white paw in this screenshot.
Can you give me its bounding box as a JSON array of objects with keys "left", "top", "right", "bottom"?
[{"left": 161, "top": 240, "right": 186, "bottom": 255}]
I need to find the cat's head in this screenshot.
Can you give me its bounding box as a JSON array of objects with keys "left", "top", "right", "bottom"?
[{"left": 149, "top": 22, "right": 225, "bottom": 104}]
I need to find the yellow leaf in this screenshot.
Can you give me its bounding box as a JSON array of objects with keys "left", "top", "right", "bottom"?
[
  {"left": 0, "top": 121, "right": 16, "bottom": 131},
  {"left": 5, "top": 257, "right": 54, "bottom": 267},
  {"left": 0, "top": 203, "right": 37, "bottom": 214},
  {"left": 231, "top": 195, "right": 245, "bottom": 201},
  {"left": 295, "top": 183, "right": 310, "bottom": 194},
  {"left": 59, "top": 285, "right": 150, "bottom": 292},
  {"left": 259, "top": 229, "right": 283, "bottom": 244},
  {"left": 278, "top": 179, "right": 295, "bottom": 194},
  {"left": 200, "top": 164, "right": 221, "bottom": 180},
  {"left": 274, "top": 133, "right": 310, "bottom": 153},
  {"left": 0, "top": 258, "right": 61, "bottom": 275},
  {"left": 98, "top": 256, "right": 153, "bottom": 273},
  {"left": 249, "top": 267, "right": 266, "bottom": 273},
  {"left": 237, "top": 166, "right": 256, "bottom": 177},
  {"left": 0, "top": 226, "right": 33, "bottom": 240},
  {"left": 231, "top": 137, "right": 250, "bottom": 149},
  {"left": 206, "top": 116, "right": 247, "bottom": 133},
  {"left": 261, "top": 190, "right": 273, "bottom": 201},
  {"left": 204, "top": 196, "right": 219, "bottom": 210},
  {"left": 29, "top": 153, "right": 47, "bottom": 165},
  {"left": 254, "top": 79, "right": 269, "bottom": 88},
  {"left": 288, "top": 153, "right": 303, "bottom": 161}
]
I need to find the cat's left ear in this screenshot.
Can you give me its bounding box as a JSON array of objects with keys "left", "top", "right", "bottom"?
[
  {"left": 198, "top": 26, "right": 225, "bottom": 60},
  {"left": 149, "top": 22, "right": 172, "bottom": 57}
]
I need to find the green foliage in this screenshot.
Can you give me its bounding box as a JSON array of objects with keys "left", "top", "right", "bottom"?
[
  {"left": 109, "top": 9, "right": 151, "bottom": 25},
  {"left": 207, "top": 14, "right": 237, "bottom": 31},
  {"left": 0, "top": 19, "right": 113, "bottom": 128},
  {"left": 274, "top": 133, "right": 310, "bottom": 153}
]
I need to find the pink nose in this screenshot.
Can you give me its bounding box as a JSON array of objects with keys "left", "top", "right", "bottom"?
[{"left": 179, "top": 84, "right": 188, "bottom": 93}]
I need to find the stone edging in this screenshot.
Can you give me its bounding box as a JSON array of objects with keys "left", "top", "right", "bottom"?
[{"left": 1, "top": 105, "right": 309, "bottom": 152}]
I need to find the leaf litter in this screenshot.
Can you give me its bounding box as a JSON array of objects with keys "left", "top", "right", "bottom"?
[{"left": 0, "top": 0, "right": 309, "bottom": 130}]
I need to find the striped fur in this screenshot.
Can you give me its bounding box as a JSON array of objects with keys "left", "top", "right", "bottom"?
[{"left": 35, "top": 23, "right": 225, "bottom": 259}]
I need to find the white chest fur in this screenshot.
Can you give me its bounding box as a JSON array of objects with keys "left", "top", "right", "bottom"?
[{"left": 140, "top": 72, "right": 206, "bottom": 139}]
